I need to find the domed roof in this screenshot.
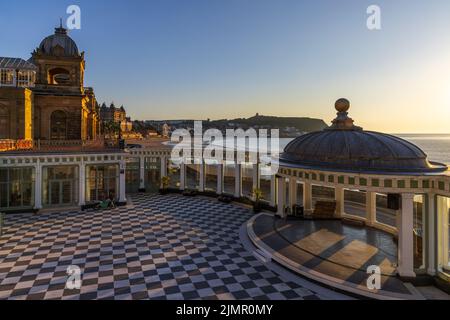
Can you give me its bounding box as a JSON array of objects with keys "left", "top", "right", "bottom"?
[
  {"left": 38, "top": 25, "right": 79, "bottom": 57},
  {"left": 280, "top": 99, "right": 448, "bottom": 173}
]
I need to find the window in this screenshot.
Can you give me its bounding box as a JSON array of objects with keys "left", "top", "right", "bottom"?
[
  {"left": 0, "top": 106, "right": 9, "bottom": 139},
  {"left": 242, "top": 163, "right": 254, "bottom": 198},
  {"left": 344, "top": 189, "right": 366, "bottom": 219},
  {"left": 186, "top": 163, "right": 201, "bottom": 190},
  {"left": 167, "top": 160, "right": 180, "bottom": 189},
  {"left": 42, "top": 166, "right": 79, "bottom": 207},
  {"left": 48, "top": 68, "right": 71, "bottom": 85},
  {"left": 259, "top": 164, "right": 272, "bottom": 203},
  {"left": 0, "top": 167, "right": 34, "bottom": 210},
  {"left": 86, "top": 165, "right": 119, "bottom": 202},
  {"left": 17, "top": 70, "right": 35, "bottom": 87},
  {"left": 204, "top": 161, "right": 218, "bottom": 192},
  {"left": 375, "top": 193, "right": 397, "bottom": 228},
  {"left": 50, "top": 110, "right": 67, "bottom": 140},
  {"left": 223, "top": 162, "right": 236, "bottom": 195},
  {"left": 0, "top": 69, "right": 15, "bottom": 86},
  {"left": 125, "top": 158, "right": 140, "bottom": 193},
  {"left": 145, "top": 157, "right": 161, "bottom": 193}
]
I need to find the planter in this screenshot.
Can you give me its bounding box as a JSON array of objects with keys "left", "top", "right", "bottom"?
[
  {"left": 218, "top": 195, "right": 233, "bottom": 203},
  {"left": 253, "top": 202, "right": 263, "bottom": 213}
]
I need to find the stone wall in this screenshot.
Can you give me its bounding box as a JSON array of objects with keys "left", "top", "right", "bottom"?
[
  {"left": 0, "top": 87, "right": 33, "bottom": 140},
  {"left": 34, "top": 95, "right": 83, "bottom": 140}
]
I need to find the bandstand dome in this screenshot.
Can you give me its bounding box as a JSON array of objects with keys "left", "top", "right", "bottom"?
[{"left": 280, "top": 99, "right": 448, "bottom": 174}]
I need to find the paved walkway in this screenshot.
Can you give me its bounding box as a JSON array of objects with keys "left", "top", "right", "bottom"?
[
  {"left": 248, "top": 213, "right": 429, "bottom": 300},
  {"left": 0, "top": 194, "right": 343, "bottom": 300}
]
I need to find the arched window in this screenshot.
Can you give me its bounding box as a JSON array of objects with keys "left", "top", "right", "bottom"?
[
  {"left": 50, "top": 110, "right": 67, "bottom": 140},
  {"left": 0, "top": 106, "right": 9, "bottom": 139},
  {"left": 48, "top": 68, "right": 70, "bottom": 85}
]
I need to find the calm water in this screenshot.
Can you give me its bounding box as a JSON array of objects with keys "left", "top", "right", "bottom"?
[{"left": 397, "top": 134, "right": 450, "bottom": 165}]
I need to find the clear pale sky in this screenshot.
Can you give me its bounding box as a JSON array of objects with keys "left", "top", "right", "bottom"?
[{"left": 1, "top": 0, "right": 450, "bottom": 133}]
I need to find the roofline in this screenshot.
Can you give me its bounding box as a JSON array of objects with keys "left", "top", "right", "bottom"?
[{"left": 277, "top": 158, "right": 449, "bottom": 176}]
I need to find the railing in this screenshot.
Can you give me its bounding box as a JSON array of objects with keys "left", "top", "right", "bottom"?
[
  {"left": 0, "top": 138, "right": 123, "bottom": 153},
  {"left": 0, "top": 139, "right": 33, "bottom": 152},
  {"left": 33, "top": 138, "right": 123, "bottom": 152}
]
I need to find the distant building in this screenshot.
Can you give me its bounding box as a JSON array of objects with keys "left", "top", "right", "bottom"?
[
  {"left": 100, "top": 103, "right": 126, "bottom": 123},
  {"left": 146, "top": 129, "right": 158, "bottom": 137},
  {"left": 100, "top": 103, "right": 133, "bottom": 134},
  {"left": 162, "top": 123, "right": 170, "bottom": 138},
  {"left": 121, "top": 117, "right": 133, "bottom": 133}
]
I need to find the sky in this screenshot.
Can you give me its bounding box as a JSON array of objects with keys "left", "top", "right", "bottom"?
[{"left": 1, "top": 0, "right": 450, "bottom": 133}]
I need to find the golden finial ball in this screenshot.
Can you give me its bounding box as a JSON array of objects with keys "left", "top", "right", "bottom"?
[{"left": 335, "top": 98, "right": 350, "bottom": 112}]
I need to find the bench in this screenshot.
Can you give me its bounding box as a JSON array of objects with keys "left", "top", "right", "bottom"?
[
  {"left": 312, "top": 200, "right": 337, "bottom": 219},
  {"left": 218, "top": 195, "right": 233, "bottom": 204},
  {"left": 81, "top": 202, "right": 101, "bottom": 211}
]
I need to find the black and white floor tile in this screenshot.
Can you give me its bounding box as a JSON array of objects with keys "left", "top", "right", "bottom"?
[{"left": 0, "top": 194, "right": 325, "bottom": 300}]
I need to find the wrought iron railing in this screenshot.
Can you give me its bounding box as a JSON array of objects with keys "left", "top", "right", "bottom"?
[{"left": 0, "top": 138, "right": 124, "bottom": 153}]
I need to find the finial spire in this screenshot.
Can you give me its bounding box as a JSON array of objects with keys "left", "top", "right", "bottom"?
[
  {"left": 326, "top": 98, "right": 362, "bottom": 131},
  {"left": 54, "top": 18, "right": 67, "bottom": 34}
]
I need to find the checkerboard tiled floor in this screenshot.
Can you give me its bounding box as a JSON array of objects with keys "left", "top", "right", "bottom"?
[{"left": 0, "top": 194, "right": 324, "bottom": 300}]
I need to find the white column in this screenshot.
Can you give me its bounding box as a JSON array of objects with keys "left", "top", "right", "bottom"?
[
  {"left": 180, "top": 163, "right": 186, "bottom": 191},
  {"left": 277, "top": 176, "right": 286, "bottom": 218},
  {"left": 216, "top": 163, "right": 223, "bottom": 195},
  {"left": 397, "top": 193, "right": 416, "bottom": 278},
  {"left": 303, "top": 181, "right": 312, "bottom": 213},
  {"left": 34, "top": 164, "right": 42, "bottom": 210},
  {"left": 78, "top": 163, "right": 86, "bottom": 206},
  {"left": 139, "top": 156, "right": 145, "bottom": 191},
  {"left": 119, "top": 160, "right": 127, "bottom": 203},
  {"left": 270, "top": 175, "right": 276, "bottom": 207},
  {"left": 335, "top": 186, "right": 344, "bottom": 218},
  {"left": 252, "top": 163, "right": 260, "bottom": 200},
  {"left": 366, "top": 191, "right": 377, "bottom": 227},
  {"left": 289, "top": 177, "right": 297, "bottom": 209},
  {"left": 439, "top": 198, "right": 450, "bottom": 271},
  {"left": 427, "top": 193, "right": 436, "bottom": 275},
  {"left": 234, "top": 163, "right": 242, "bottom": 198},
  {"left": 199, "top": 161, "right": 205, "bottom": 192}
]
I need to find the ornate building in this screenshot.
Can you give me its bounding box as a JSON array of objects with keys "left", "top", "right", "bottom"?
[
  {"left": 100, "top": 102, "right": 133, "bottom": 133},
  {"left": 0, "top": 24, "right": 100, "bottom": 143}
]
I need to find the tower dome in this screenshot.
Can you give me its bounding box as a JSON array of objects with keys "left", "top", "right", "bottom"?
[{"left": 38, "top": 23, "right": 79, "bottom": 57}]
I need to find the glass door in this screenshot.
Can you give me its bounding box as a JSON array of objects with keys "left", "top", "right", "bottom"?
[
  {"left": 437, "top": 196, "right": 450, "bottom": 274},
  {"left": 62, "top": 180, "right": 73, "bottom": 204},
  {"left": 43, "top": 166, "right": 78, "bottom": 207}
]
